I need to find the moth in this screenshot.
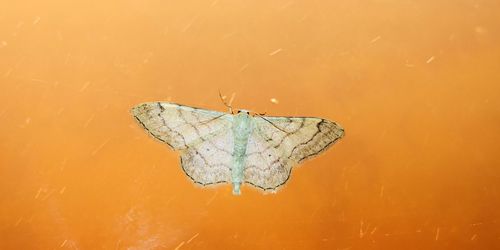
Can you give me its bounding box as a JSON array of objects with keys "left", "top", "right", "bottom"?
[{"left": 131, "top": 99, "right": 344, "bottom": 195}]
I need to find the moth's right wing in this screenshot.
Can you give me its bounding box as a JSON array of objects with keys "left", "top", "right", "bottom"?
[
  {"left": 244, "top": 116, "right": 344, "bottom": 191},
  {"left": 131, "top": 102, "right": 234, "bottom": 185}
]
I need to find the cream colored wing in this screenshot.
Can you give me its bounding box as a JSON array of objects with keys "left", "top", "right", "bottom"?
[
  {"left": 244, "top": 116, "right": 344, "bottom": 191},
  {"left": 180, "top": 130, "right": 233, "bottom": 185},
  {"left": 131, "top": 102, "right": 231, "bottom": 150},
  {"left": 131, "top": 102, "right": 233, "bottom": 185}
]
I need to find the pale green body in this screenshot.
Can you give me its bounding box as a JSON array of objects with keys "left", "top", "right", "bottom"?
[{"left": 231, "top": 111, "right": 253, "bottom": 195}]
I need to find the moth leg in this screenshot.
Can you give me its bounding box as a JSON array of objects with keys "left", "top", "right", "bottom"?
[{"left": 252, "top": 111, "right": 267, "bottom": 116}]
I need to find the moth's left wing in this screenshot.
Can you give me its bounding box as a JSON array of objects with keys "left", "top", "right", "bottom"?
[
  {"left": 131, "top": 102, "right": 231, "bottom": 150},
  {"left": 132, "top": 102, "right": 234, "bottom": 186},
  {"left": 244, "top": 116, "right": 344, "bottom": 191},
  {"left": 179, "top": 130, "right": 234, "bottom": 186}
]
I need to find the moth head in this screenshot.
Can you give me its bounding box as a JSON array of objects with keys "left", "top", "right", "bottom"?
[{"left": 237, "top": 109, "right": 250, "bottom": 115}]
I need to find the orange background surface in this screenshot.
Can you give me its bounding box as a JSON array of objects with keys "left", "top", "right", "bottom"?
[{"left": 1, "top": 1, "right": 500, "bottom": 249}]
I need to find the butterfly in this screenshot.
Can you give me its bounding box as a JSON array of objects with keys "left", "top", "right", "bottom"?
[{"left": 131, "top": 101, "right": 344, "bottom": 195}]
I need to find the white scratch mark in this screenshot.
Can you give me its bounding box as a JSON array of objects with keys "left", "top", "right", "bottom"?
[
  {"left": 298, "top": 13, "right": 310, "bottom": 22},
  {"left": 186, "top": 233, "right": 199, "bottom": 244},
  {"left": 228, "top": 93, "right": 236, "bottom": 107},
  {"left": 126, "top": 212, "right": 133, "bottom": 222},
  {"left": 42, "top": 189, "right": 55, "bottom": 201},
  {"left": 238, "top": 63, "right": 249, "bottom": 73},
  {"left": 79, "top": 81, "right": 91, "bottom": 92},
  {"left": 56, "top": 108, "right": 65, "bottom": 117},
  {"left": 60, "top": 239, "right": 67, "bottom": 248},
  {"left": 115, "top": 239, "right": 122, "bottom": 250},
  {"left": 59, "top": 186, "right": 66, "bottom": 195},
  {"left": 270, "top": 98, "right": 279, "bottom": 104},
  {"left": 56, "top": 30, "right": 63, "bottom": 40},
  {"left": 308, "top": 206, "right": 320, "bottom": 221},
  {"left": 221, "top": 32, "right": 236, "bottom": 40},
  {"left": 15, "top": 217, "right": 23, "bottom": 227},
  {"left": 426, "top": 56, "right": 435, "bottom": 64},
  {"left": 33, "top": 16, "right": 41, "bottom": 25},
  {"left": 142, "top": 52, "right": 153, "bottom": 64},
  {"left": 470, "top": 234, "right": 477, "bottom": 241},
  {"left": 64, "top": 53, "right": 71, "bottom": 65},
  {"left": 475, "top": 26, "right": 487, "bottom": 34},
  {"left": 3, "top": 68, "right": 13, "bottom": 77},
  {"left": 182, "top": 16, "right": 198, "bottom": 32},
  {"left": 16, "top": 21, "right": 24, "bottom": 29},
  {"left": 0, "top": 41, "right": 7, "bottom": 48},
  {"left": 435, "top": 227, "right": 440, "bottom": 241},
  {"left": 83, "top": 114, "right": 95, "bottom": 128},
  {"left": 379, "top": 186, "right": 384, "bottom": 198},
  {"left": 359, "top": 220, "right": 365, "bottom": 238},
  {"left": 405, "top": 59, "right": 415, "bottom": 67},
  {"left": 60, "top": 158, "right": 68, "bottom": 171},
  {"left": 370, "top": 36, "right": 381, "bottom": 44},
  {"left": 164, "top": 196, "right": 176, "bottom": 207},
  {"left": 206, "top": 191, "right": 218, "bottom": 205},
  {"left": 174, "top": 241, "right": 185, "bottom": 250},
  {"left": 269, "top": 48, "right": 283, "bottom": 56},
  {"left": 210, "top": 0, "right": 219, "bottom": 7},
  {"left": 35, "top": 188, "right": 43, "bottom": 199},
  {"left": 91, "top": 138, "right": 110, "bottom": 156},
  {"left": 31, "top": 78, "right": 48, "bottom": 83}
]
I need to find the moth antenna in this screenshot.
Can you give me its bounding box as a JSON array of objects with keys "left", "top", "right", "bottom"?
[
  {"left": 218, "top": 90, "right": 233, "bottom": 114},
  {"left": 255, "top": 113, "right": 287, "bottom": 133},
  {"left": 228, "top": 92, "right": 236, "bottom": 107}
]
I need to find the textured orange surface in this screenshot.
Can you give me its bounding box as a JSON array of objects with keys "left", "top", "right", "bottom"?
[{"left": 1, "top": 1, "right": 500, "bottom": 249}]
